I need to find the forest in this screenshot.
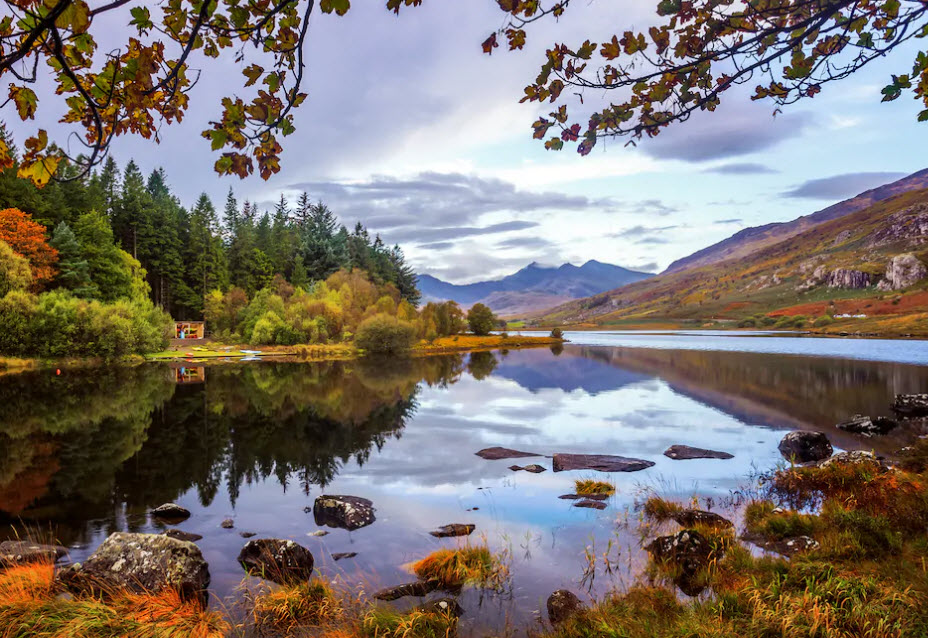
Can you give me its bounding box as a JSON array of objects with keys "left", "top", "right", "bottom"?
[{"left": 0, "top": 133, "right": 466, "bottom": 357}]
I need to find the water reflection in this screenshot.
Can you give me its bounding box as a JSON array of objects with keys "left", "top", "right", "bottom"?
[{"left": 0, "top": 340, "right": 925, "bottom": 629}]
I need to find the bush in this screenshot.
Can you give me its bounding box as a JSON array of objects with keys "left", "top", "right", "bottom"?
[
  {"left": 355, "top": 313, "right": 416, "bottom": 354},
  {"left": 813, "top": 315, "right": 834, "bottom": 327},
  {"left": 467, "top": 303, "right": 497, "bottom": 336},
  {"left": 550, "top": 327, "right": 564, "bottom": 339},
  {"left": 0, "top": 241, "right": 31, "bottom": 296}
]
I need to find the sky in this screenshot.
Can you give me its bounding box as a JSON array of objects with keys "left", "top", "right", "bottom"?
[{"left": 13, "top": 1, "right": 928, "bottom": 283}]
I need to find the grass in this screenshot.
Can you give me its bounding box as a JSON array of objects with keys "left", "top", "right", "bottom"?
[
  {"left": 574, "top": 479, "right": 615, "bottom": 496},
  {"left": 411, "top": 543, "right": 507, "bottom": 590},
  {"left": 0, "top": 561, "right": 228, "bottom": 638},
  {"left": 251, "top": 579, "right": 343, "bottom": 631},
  {"left": 641, "top": 496, "right": 683, "bottom": 522},
  {"left": 744, "top": 500, "right": 820, "bottom": 540},
  {"left": 360, "top": 606, "right": 458, "bottom": 638}
]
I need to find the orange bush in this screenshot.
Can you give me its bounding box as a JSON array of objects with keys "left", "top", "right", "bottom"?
[{"left": 0, "top": 208, "right": 57, "bottom": 288}]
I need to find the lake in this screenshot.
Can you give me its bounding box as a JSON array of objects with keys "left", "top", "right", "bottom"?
[{"left": 2, "top": 331, "right": 927, "bottom": 634}]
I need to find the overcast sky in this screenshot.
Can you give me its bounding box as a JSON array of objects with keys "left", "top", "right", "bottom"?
[{"left": 15, "top": 1, "right": 928, "bottom": 283}]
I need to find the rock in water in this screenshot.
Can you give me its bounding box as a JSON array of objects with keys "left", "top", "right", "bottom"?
[
  {"left": 151, "top": 503, "right": 190, "bottom": 521},
  {"left": 475, "top": 447, "right": 541, "bottom": 460},
  {"left": 508, "top": 465, "right": 524, "bottom": 471},
  {"left": 332, "top": 552, "right": 357, "bottom": 561},
  {"left": 663, "top": 445, "right": 734, "bottom": 460},
  {"left": 429, "top": 524, "right": 475, "bottom": 538},
  {"left": 373, "top": 580, "right": 441, "bottom": 601},
  {"left": 553, "top": 453, "right": 654, "bottom": 473},
  {"left": 777, "top": 431, "right": 833, "bottom": 463},
  {"left": 162, "top": 529, "right": 203, "bottom": 543},
  {"left": 313, "top": 495, "right": 376, "bottom": 531},
  {"left": 417, "top": 597, "right": 464, "bottom": 617},
  {"left": 560, "top": 493, "right": 608, "bottom": 501},
  {"left": 672, "top": 509, "right": 733, "bottom": 528},
  {"left": 877, "top": 253, "right": 927, "bottom": 290},
  {"left": 892, "top": 394, "right": 928, "bottom": 418},
  {"left": 238, "top": 538, "right": 314, "bottom": 584},
  {"left": 240, "top": 532, "right": 256, "bottom": 539},
  {"left": 59, "top": 532, "right": 209, "bottom": 599},
  {"left": 836, "top": 415, "right": 898, "bottom": 436},
  {"left": 523, "top": 464, "right": 547, "bottom": 473},
  {"left": 573, "top": 500, "right": 607, "bottom": 510},
  {"left": 646, "top": 529, "right": 722, "bottom": 596},
  {"left": 0, "top": 540, "right": 67, "bottom": 566},
  {"left": 221, "top": 518, "right": 234, "bottom": 529},
  {"left": 547, "top": 589, "right": 584, "bottom": 624},
  {"left": 743, "top": 534, "right": 819, "bottom": 557}
]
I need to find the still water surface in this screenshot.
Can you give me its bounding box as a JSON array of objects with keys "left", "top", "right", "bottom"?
[{"left": 2, "top": 332, "right": 927, "bottom": 632}]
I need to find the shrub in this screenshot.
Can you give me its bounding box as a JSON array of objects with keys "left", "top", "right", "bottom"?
[
  {"left": 411, "top": 544, "right": 506, "bottom": 589},
  {"left": 550, "top": 327, "right": 564, "bottom": 339},
  {"left": 0, "top": 241, "right": 32, "bottom": 296},
  {"left": 467, "top": 303, "right": 497, "bottom": 336},
  {"left": 813, "top": 316, "right": 834, "bottom": 327},
  {"left": 355, "top": 314, "right": 416, "bottom": 354},
  {"left": 575, "top": 479, "right": 615, "bottom": 495}
]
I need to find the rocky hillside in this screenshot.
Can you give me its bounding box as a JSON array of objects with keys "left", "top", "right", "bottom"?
[
  {"left": 539, "top": 188, "right": 928, "bottom": 334},
  {"left": 664, "top": 169, "right": 928, "bottom": 274},
  {"left": 418, "top": 260, "right": 653, "bottom": 316}
]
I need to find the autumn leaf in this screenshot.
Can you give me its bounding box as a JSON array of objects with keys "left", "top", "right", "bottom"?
[
  {"left": 320, "top": 0, "right": 350, "bottom": 16},
  {"left": 9, "top": 86, "right": 38, "bottom": 120},
  {"left": 482, "top": 33, "right": 499, "bottom": 54}
]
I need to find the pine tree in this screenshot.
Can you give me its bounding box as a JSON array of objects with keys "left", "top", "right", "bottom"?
[
  {"left": 184, "top": 193, "right": 227, "bottom": 316},
  {"left": 73, "top": 210, "right": 134, "bottom": 302},
  {"left": 291, "top": 260, "right": 309, "bottom": 290},
  {"left": 49, "top": 222, "right": 95, "bottom": 297}
]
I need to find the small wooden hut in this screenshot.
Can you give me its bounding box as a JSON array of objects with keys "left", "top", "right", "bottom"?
[{"left": 173, "top": 321, "right": 205, "bottom": 340}]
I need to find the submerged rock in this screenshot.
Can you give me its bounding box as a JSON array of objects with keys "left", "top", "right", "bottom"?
[
  {"left": 663, "top": 445, "right": 734, "bottom": 460},
  {"left": 162, "top": 529, "right": 203, "bottom": 543},
  {"left": 777, "top": 431, "right": 833, "bottom": 463},
  {"left": 59, "top": 532, "right": 209, "bottom": 598},
  {"left": 547, "top": 589, "right": 584, "bottom": 625},
  {"left": 238, "top": 538, "right": 314, "bottom": 584},
  {"left": 553, "top": 453, "right": 654, "bottom": 473},
  {"left": 151, "top": 503, "right": 190, "bottom": 521},
  {"left": 313, "top": 495, "right": 376, "bottom": 531},
  {"left": 0, "top": 540, "right": 67, "bottom": 566},
  {"left": 429, "top": 524, "right": 475, "bottom": 538},
  {"left": 672, "top": 509, "right": 733, "bottom": 528},
  {"left": 836, "top": 415, "right": 898, "bottom": 436},
  {"left": 221, "top": 518, "right": 234, "bottom": 529},
  {"left": 573, "top": 499, "right": 607, "bottom": 510},
  {"left": 476, "top": 447, "right": 541, "bottom": 460},
  {"left": 373, "top": 580, "right": 440, "bottom": 601},
  {"left": 892, "top": 394, "right": 928, "bottom": 418},
  {"left": 559, "top": 493, "right": 608, "bottom": 501},
  {"left": 332, "top": 552, "right": 357, "bottom": 561}
]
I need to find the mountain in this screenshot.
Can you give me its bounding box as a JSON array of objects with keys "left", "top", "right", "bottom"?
[
  {"left": 418, "top": 260, "right": 654, "bottom": 317},
  {"left": 538, "top": 187, "right": 928, "bottom": 336},
  {"left": 664, "top": 169, "right": 928, "bottom": 274}
]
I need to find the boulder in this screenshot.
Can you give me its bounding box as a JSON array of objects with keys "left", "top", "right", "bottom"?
[
  {"left": 221, "top": 518, "right": 234, "bottom": 529},
  {"left": 892, "top": 394, "right": 928, "bottom": 418},
  {"left": 547, "top": 589, "right": 584, "bottom": 624},
  {"left": 373, "top": 580, "right": 440, "bottom": 601},
  {"left": 826, "top": 268, "right": 871, "bottom": 289},
  {"left": 313, "top": 495, "right": 376, "bottom": 531},
  {"left": 573, "top": 500, "right": 606, "bottom": 510},
  {"left": 672, "top": 509, "right": 733, "bottom": 528},
  {"left": 817, "top": 450, "right": 881, "bottom": 468},
  {"left": 59, "top": 532, "right": 209, "bottom": 599},
  {"left": 238, "top": 538, "right": 314, "bottom": 584},
  {"left": 552, "top": 453, "right": 654, "bottom": 473},
  {"left": 0, "top": 540, "right": 68, "bottom": 566},
  {"left": 646, "top": 529, "right": 722, "bottom": 596},
  {"left": 663, "top": 445, "right": 734, "bottom": 460},
  {"left": 151, "top": 503, "right": 190, "bottom": 521},
  {"left": 877, "top": 253, "right": 927, "bottom": 291},
  {"left": 162, "top": 529, "right": 202, "bottom": 543},
  {"left": 836, "top": 415, "right": 898, "bottom": 436},
  {"left": 429, "top": 524, "right": 475, "bottom": 538},
  {"left": 475, "top": 447, "right": 541, "bottom": 460},
  {"left": 777, "top": 431, "right": 833, "bottom": 463}
]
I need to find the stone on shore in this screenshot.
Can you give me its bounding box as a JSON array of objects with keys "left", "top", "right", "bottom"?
[
  {"left": 672, "top": 509, "right": 733, "bottom": 528},
  {"left": 0, "top": 540, "right": 68, "bottom": 566},
  {"left": 547, "top": 589, "right": 584, "bottom": 625},
  {"left": 892, "top": 394, "right": 928, "bottom": 418},
  {"left": 553, "top": 453, "right": 654, "bottom": 473},
  {"left": 777, "top": 431, "right": 833, "bottom": 463},
  {"left": 836, "top": 415, "right": 897, "bottom": 436}
]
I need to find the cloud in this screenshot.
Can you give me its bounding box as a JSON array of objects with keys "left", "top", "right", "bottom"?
[
  {"left": 609, "top": 224, "right": 679, "bottom": 238},
  {"left": 392, "top": 220, "right": 539, "bottom": 244},
  {"left": 630, "top": 261, "right": 659, "bottom": 272},
  {"left": 782, "top": 171, "right": 907, "bottom": 199},
  {"left": 418, "top": 241, "right": 456, "bottom": 251},
  {"left": 494, "top": 236, "right": 555, "bottom": 250},
  {"left": 643, "top": 110, "right": 814, "bottom": 162},
  {"left": 704, "top": 163, "right": 779, "bottom": 175},
  {"left": 714, "top": 218, "right": 743, "bottom": 225},
  {"left": 635, "top": 236, "right": 671, "bottom": 245}
]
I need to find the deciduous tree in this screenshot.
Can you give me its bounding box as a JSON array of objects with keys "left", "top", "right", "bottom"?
[{"left": 0, "top": 207, "right": 57, "bottom": 287}]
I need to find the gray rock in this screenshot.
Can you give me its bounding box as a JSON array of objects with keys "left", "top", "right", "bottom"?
[
  {"left": 877, "top": 253, "right": 927, "bottom": 290},
  {"left": 162, "top": 529, "right": 202, "bottom": 543},
  {"left": 0, "top": 540, "right": 67, "bottom": 566},
  {"left": 429, "top": 524, "right": 475, "bottom": 538},
  {"left": 373, "top": 580, "right": 440, "bottom": 601},
  {"left": 663, "top": 445, "right": 733, "bottom": 460},
  {"left": 836, "top": 415, "right": 898, "bottom": 436},
  {"left": 778, "top": 431, "right": 833, "bottom": 463},
  {"left": 59, "top": 532, "right": 209, "bottom": 599},
  {"left": 573, "top": 499, "right": 607, "bottom": 510},
  {"left": 553, "top": 453, "right": 654, "bottom": 473},
  {"left": 313, "top": 495, "right": 375, "bottom": 531},
  {"left": 221, "top": 518, "right": 234, "bottom": 529},
  {"left": 240, "top": 532, "right": 256, "bottom": 538},
  {"left": 817, "top": 450, "right": 880, "bottom": 468},
  {"left": 238, "top": 538, "right": 314, "bottom": 584},
  {"left": 151, "top": 503, "right": 190, "bottom": 521},
  {"left": 826, "top": 268, "right": 871, "bottom": 289},
  {"left": 476, "top": 447, "right": 541, "bottom": 460},
  {"left": 547, "top": 589, "right": 584, "bottom": 624},
  {"left": 672, "top": 509, "right": 733, "bottom": 528},
  {"left": 892, "top": 394, "right": 928, "bottom": 417}
]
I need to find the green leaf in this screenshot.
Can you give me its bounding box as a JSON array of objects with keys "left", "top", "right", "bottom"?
[{"left": 320, "top": 0, "right": 351, "bottom": 15}]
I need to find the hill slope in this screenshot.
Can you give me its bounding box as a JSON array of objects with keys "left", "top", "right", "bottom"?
[
  {"left": 664, "top": 169, "right": 928, "bottom": 274},
  {"left": 539, "top": 189, "right": 928, "bottom": 335},
  {"left": 418, "top": 260, "right": 653, "bottom": 316}
]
